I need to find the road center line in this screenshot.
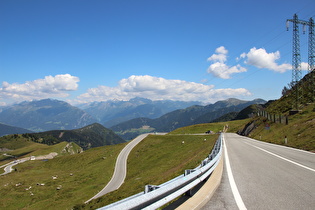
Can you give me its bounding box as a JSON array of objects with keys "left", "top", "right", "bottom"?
[
  {"left": 244, "top": 142, "right": 315, "bottom": 173},
  {"left": 223, "top": 136, "right": 247, "bottom": 210}
]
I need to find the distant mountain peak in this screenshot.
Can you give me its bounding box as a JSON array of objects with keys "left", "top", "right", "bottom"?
[
  {"left": 0, "top": 99, "right": 97, "bottom": 132},
  {"left": 225, "top": 98, "right": 244, "bottom": 101},
  {"left": 129, "top": 97, "right": 152, "bottom": 104}
]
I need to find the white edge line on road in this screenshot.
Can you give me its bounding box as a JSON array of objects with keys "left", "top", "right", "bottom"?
[
  {"left": 240, "top": 135, "right": 315, "bottom": 156},
  {"left": 223, "top": 135, "right": 247, "bottom": 210},
  {"left": 245, "top": 142, "right": 315, "bottom": 173}
]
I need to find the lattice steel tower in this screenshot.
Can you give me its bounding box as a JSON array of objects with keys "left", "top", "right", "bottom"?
[
  {"left": 308, "top": 17, "right": 315, "bottom": 101},
  {"left": 287, "top": 14, "right": 315, "bottom": 109},
  {"left": 308, "top": 17, "right": 315, "bottom": 71}
]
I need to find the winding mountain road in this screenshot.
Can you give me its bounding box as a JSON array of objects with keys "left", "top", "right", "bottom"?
[
  {"left": 0, "top": 152, "right": 58, "bottom": 176},
  {"left": 86, "top": 133, "right": 166, "bottom": 203},
  {"left": 202, "top": 133, "right": 315, "bottom": 210},
  {"left": 0, "top": 159, "right": 27, "bottom": 175}
]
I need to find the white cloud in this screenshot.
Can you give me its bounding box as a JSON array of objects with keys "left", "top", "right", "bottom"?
[
  {"left": 242, "top": 47, "right": 292, "bottom": 73},
  {"left": 207, "top": 46, "right": 247, "bottom": 79},
  {"left": 207, "top": 62, "right": 247, "bottom": 79},
  {"left": 0, "top": 74, "right": 79, "bottom": 103},
  {"left": 76, "top": 75, "right": 251, "bottom": 103},
  {"left": 207, "top": 53, "right": 227, "bottom": 63},
  {"left": 1, "top": 74, "right": 252, "bottom": 105},
  {"left": 207, "top": 46, "right": 228, "bottom": 63},
  {"left": 215, "top": 46, "right": 228, "bottom": 55},
  {"left": 301, "top": 62, "right": 309, "bottom": 71}
]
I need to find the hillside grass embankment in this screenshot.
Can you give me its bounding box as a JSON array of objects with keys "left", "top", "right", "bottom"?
[
  {"left": 0, "top": 139, "right": 126, "bottom": 210},
  {"left": 0, "top": 123, "right": 227, "bottom": 210},
  {"left": 81, "top": 132, "right": 220, "bottom": 209},
  {"left": 247, "top": 103, "right": 315, "bottom": 152}
]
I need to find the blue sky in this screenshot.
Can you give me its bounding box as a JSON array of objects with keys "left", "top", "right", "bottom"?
[{"left": 1, "top": 0, "right": 315, "bottom": 105}]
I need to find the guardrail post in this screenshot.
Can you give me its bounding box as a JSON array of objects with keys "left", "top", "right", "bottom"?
[
  {"left": 208, "top": 154, "right": 213, "bottom": 160},
  {"left": 201, "top": 160, "right": 207, "bottom": 167},
  {"left": 185, "top": 169, "right": 195, "bottom": 176},
  {"left": 144, "top": 185, "right": 160, "bottom": 194},
  {"left": 185, "top": 189, "right": 193, "bottom": 196}
]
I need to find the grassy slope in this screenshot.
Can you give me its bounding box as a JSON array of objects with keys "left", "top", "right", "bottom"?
[
  {"left": 0, "top": 141, "right": 126, "bottom": 209},
  {"left": 248, "top": 104, "right": 315, "bottom": 151},
  {"left": 0, "top": 136, "right": 50, "bottom": 162},
  {"left": 248, "top": 71, "right": 315, "bottom": 151},
  {"left": 0, "top": 135, "right": 82, "bottom": 162},
  {"left": 0, "top": 123, "right": 223, "bottom": 210},
  {"left": 169, "top": 119, "right": 249, "bottom": 134},
  {"left": 84, "top": 134, "right": 218, "bottom": 209}
]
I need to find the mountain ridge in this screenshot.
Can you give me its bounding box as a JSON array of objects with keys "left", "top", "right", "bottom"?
[
  {"left": 0, "top": 98, "right": 203, "bottom": 132},
  {"left": 81, "top": 97, "right": 203, "bottom": 127},
  {"left": 111, "top": 98, "right": 266, "bottom": 139},
  {"left": 0, "top": 99, "right": 98, "bottom": 132},
  {"left": 0, "top": 97, "right": 265, "bottom": 140},
  {"left": 24, "top": 123, "right": 125, "bottom": 150},
  {"left": 0, "top": 123, "right": 32, "bottom": 137}
]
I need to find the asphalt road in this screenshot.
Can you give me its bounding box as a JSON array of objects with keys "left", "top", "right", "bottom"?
[
  {"left": 0, "top": 152, "right": 58, "bottom": 176},
  {"left": 86, "top": 133, "right": 166, "bottom": 203},
  {"left": 0, "top": 160, "right": 26, "bottom": 175},
  {"left": 202, "top": 133, "right": 315, "bottom": 210}
]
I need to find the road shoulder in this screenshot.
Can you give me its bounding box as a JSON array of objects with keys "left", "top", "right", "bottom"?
[{"left": 176, "top": 155, "right": 223, "bottom": 210}]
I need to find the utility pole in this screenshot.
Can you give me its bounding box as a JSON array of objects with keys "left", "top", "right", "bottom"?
[{"left": 287, "top": 14, "right": 315, "bottom": 109}]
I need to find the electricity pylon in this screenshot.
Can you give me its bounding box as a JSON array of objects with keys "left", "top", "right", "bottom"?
[
  {"left": 287, "top": 14, "right": 315, "bottom": 109},
  {"left": 308, "top": 17, "right": 315, "bottom": 101}
]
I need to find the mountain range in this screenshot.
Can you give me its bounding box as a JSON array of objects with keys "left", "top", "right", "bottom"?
[
  {"left": 79, "top": 97, "right": 202, "bottom": 127},
  {"left": 0, "top": 99, "right": 96, "bottom": 132},
  {"left": 0, "top": 98, "right": 202, "bottom": 132},
  {"left": 110, "top": 98, "right": 266, "bottom": 139},
  {"left": 0, "top": 97, "right": 266, "bottom": 141}
]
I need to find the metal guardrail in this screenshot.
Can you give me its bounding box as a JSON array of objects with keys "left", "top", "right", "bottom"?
[{"left": 98, "top": 134, "right": 223, "bottom": 210}]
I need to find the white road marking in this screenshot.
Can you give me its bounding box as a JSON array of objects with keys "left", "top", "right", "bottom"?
[
  {"left": 240, "top": 136, "right": 315, "bottom": 155},
  {"left": 223, "top": 135, "right": 247, "bottom": 210},
  {"left": 244, "top": 142, "right": 315, "bottom": 173}
]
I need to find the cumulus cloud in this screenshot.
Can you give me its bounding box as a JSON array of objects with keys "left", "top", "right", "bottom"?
[
  {"left": 215, "top": 46, "right": 228, "bottom": 55},
  {"left": 207, "top": 46, "right": 228, "bottom": 63},
  {"left": 242, "top": 47, "right": 292, "bottom": 73},
  {"left": 301, "top": 62, "right": 309, "bottom": 71},
  {"left": 0, "top": 74, "right": 79, "bottom": 103},
  {"left": 77, "top": 75, "right": 251, "bottom": 103},
  {"left": 1, "top": 74, "right": 252, "bottom": 105},
  {"left": 207, "top": 63, "right": 247, "bottom": 79},
  {"left": 207, "top": 46, "right": 247, "bottom": 79}
]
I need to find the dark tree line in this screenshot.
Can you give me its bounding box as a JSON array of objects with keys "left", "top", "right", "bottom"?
[{"left": 22, "top": 133, "right": 61, "bottom": 145}]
